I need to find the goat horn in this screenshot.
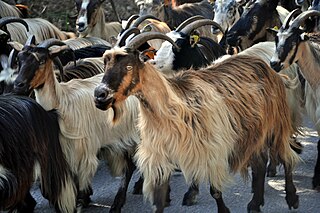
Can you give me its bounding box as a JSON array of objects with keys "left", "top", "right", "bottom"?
[
  {"left": 38, "top": 38, "right": 67, "bottom": 49},
  {"left": 175, "top": 15, "right": 206, "bottom": 32},
  {"left": 180, "top": 19, "right": 224, "bottom": 36},
  {"left": 116, "top": 27, "right": 141, "bottom": 47},
  {"left": 126, "top": 31, "right": 180, "bottom": 51},
  {"left": 8, "top": 48, "right": 19, "bottom": 69},
  {"left": 290, "top": 10, "right": 320, "bottom": 30},
  {"left": 25, "top": 35, "right": 35, "bottom": 46},
  {"left": 0, "top": 17, "right": 29, "bottom": 32},
  {"left": 53, "top": 57, "right": 65, "bottom": 82},
  {"left": 123, "top": 14, "right": 140, "bottom": 30},
  {"left": 282, "top": 8, "right": 302, "bottom": 30},
  {"left": 131, "top": 14, "right": 161, "bottom": 28}
]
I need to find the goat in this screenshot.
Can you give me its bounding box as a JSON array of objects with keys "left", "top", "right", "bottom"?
[
  {"left": 120, "top": 14, "right": 172, "bottom": 50},
  {"left": 12, "top": 37, "right": 141, "bottom": 213},
  {"left": 145, "top": 0, "right": 216, "bottom": 40},
  {"left": 0, "top": 95, "right": 76, "bottom": 213},
  {"left": 212, "top": 0, "right": 248, "bottom": 40},
  {"left": 225, "top": 0, "right": 289, "bottom": 51},
  {"left": 94, "top": 32, "right": 300, "bottom": 213},
  {"left": 75, "top": 0, "right": 122, "bottom": 42},
  {"left": 269, "top": 9, "right": 320, "bottom": 190},
  {"left": 0, "top": 16, "right": 75, "bottom": 45},
  {"left": 150, "top": 17, "right": 226, "bottom": 73},
  {"left": 0, "top": 0, "right": 25, "bottom": 18}
]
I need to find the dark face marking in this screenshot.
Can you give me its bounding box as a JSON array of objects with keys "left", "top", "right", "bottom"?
[
  {"left": 98, "top": 50, "right": 143, "bottom": 107},
  {"left": 75, "top": 0, "right": 103, "bottom": 32},
  {"left": 226, "top": 2, "right": 277, "bottom": 49},
  {"left": 13, "top": 46, "right": 49, "bottom": 95}
]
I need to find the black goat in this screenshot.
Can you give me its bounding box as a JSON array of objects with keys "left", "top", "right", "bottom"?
[
  {"left": 151, "top": 17, "right": 226, "bottom": 73},
  {"left": 0, "top": 95, "right": 76, "bottom": 212}
]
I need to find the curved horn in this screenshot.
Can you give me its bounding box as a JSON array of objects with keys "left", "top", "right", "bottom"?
[
  {"left": 25, "top": 35, "right": 35, "bottom": 46},
  {"left": 180, "top": 19, "right": 224, "bottom": 36},
  {"left": 290, "top": 10, "right": 320, "bottom": 29},
  {"left": 123, "top": 14, "right": 140, "bottom": 30},
  {"left": 53, "top": 57, "right": 65, "bottom": 82},
  {"left": 0, "top": 17, "right": 29, "bottom": 32},
  {"left": 282, "top": 8, "right": 302, "bottom": 30},
  {"left": 37, "top": 38, "right": 67, "bottom": 49},
  {"left": 126, "top": 31, "right": 180, "bottom": 51},
  {"left": 131, "top": 14, "right": 161, "bottom": 28},
  {"left": 175, "top": 15, "right": 206, "bottom": 32},
  {"left": 8, "top": 48, "right": 19, "bottom": 69},
  {"left": 116, "top": 27, "right": 141, "bottom": 47}
]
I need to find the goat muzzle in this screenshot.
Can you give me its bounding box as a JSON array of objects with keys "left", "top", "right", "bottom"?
[
  {"left": 94, "top": 84, "right": 114, "bottom": 111},
  {"left": 270, "top": 60, "right": 283, "bottom": 72}
]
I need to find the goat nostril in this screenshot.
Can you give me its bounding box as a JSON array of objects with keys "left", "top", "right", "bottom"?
[
  {"left": 15, "top": 81, "right": 25, "bottom": 88},
  {"left": 77, "top": 22, "right": 85, "bottom": 28}
]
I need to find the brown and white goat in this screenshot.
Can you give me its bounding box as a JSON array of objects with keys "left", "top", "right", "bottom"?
[
  {"left": 12, "top": 38, "right": 141, "bottom": 212},
  {"left": 270, "top": 9, "right": 320, "bottom": 190},
  {"left": 94, "top": 32, "right": 300, "bottom": 213}
]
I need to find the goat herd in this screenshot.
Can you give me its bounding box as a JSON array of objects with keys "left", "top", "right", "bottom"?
[{"left": 0, "top": 0, "right": 320, "bottom": 212}]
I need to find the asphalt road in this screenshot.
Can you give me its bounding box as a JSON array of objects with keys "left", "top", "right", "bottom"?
[{"left": 31, "top": 117, "right": 320, "bottom": 213}]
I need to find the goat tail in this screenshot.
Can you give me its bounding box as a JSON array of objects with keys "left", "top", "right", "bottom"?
[
  {"left": 278, "top": 73, "right": 300, "bottom": 90},
  {"left": 39, "top": 110, "right": 77, "bottom": 213}
]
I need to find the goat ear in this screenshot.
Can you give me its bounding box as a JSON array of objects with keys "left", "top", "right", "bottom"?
[
  {"left": 49, "top": 46, "right": 73, "bottom": 59},
  {"left": 266, "top": 27, "right": 278, "bottom": 37},
  {"left": 300, "top": 33, "right": 309, "bottom": 41},
  {"left": 189, "top": 31, "right": 200, "bottom": 48}
]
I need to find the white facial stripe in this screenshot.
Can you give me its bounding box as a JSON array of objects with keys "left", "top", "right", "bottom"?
[{"left": 78, "top": 0, "right": 90, "bottom": 25}]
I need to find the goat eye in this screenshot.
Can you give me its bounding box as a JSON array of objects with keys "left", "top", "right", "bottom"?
[{"left": 126, "top": 65, "right": 133, "bottom": 71}]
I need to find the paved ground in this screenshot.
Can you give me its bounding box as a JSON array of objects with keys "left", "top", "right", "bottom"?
[{"left": 31, "top": 117, "right": 320, "bottom": 213}]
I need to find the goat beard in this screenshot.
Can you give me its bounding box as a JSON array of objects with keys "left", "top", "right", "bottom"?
[{"left": 111, "top": 103, "right": 124, "bottom": 124}]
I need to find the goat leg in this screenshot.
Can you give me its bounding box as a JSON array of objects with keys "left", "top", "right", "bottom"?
[
  {"left": 247, "top": 152, "right": 268, "bottom": 213},
  {"left": 132, "top": 176, "right": 144, "bottom": 194},
  {"left": 210, "top": 186, "right": 230, "bottom": 213},
  {"left": 10, "top": 191, "right": 36, "bottom": 213},
  {"left": 284, "top": 163, "right": 299, "bottom": 209},
  {"left": 312, "top": 139, "right": 320, "bottom": 191},
  {"left": 182, "top": 182, "right": 199, "bottom": 206},
  {"left": 152, "top": 179, "right": 170, "bottom": 213},
  {"left": 109, "top": 153, "right": 136, "bottom": 213}
]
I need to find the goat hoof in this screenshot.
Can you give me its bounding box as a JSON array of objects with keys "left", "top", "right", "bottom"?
[
  {"left": 182, "top": 194, "right": 197, "bottom": 206},
  {"left": 312, "top": 176, "right": 320, "bottom": 191},
  {"left": 132, "top": 185, "right": 143, "bottom": 195},
  {"left": 109, "top": 206, "right": 121, "bottom": 213},
  {"left": 247, "top": 201, "right": 262, "bottom": 213},
  {"left": 286, "top": 194, "right": 299, "bottom": 210}
]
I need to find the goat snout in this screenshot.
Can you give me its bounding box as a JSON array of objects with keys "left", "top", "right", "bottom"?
[
  {"left": 270, "top": 61, "right": 283, "bottom": 72},
  {"left": 77, "top": 22, "right": 86, "bottom": 32},
  {"left": 94, "top": 84, "right": 113, "bottom": 111},
  {"left": 13, "top": 80, "right": 29, "bottom": 95}
]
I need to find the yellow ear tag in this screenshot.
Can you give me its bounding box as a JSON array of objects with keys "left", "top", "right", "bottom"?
[
  {"left": 190, "top": 34, "right": 200, "bottom": 47},
  {"left": 273, "top": 26, "right": 279, "bottom": 30}
]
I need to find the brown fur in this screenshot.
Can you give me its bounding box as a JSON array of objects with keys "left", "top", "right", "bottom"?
[{"left": 101, "top": 48, "right": 300, "bottom": 204}]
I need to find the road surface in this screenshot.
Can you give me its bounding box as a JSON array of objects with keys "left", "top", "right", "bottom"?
[{"left": 32, "top": 117, "right": 320, "bottom": 213}]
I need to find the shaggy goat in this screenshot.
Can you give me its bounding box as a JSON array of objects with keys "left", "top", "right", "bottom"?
[
  {"left": 75, "top": 0, "right": 122, "bottom": 42},
  {"left": 0, "top": 95, "right": 76, "bottom": 213},
  {"left": 225, "top": 0, "right": 289, "bottom": 51},
  {"left": 270, "top": 9, "right": 320, "bottom": 190},
  {"left": 0, "top": 1, "right": 25, "bottom": 18},
  {"left": 0, "top": 16, "right": 74, "bottom": 45},
  {"left": 94, "top": 32, "right": 300, "bottom": 213},
  {"left": 12, "top": 37, "right": 141, "bottom": 213}
]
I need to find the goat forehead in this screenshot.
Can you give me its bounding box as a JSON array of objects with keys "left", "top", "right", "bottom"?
[{"left": 80, "top": 0, "right": 90, "bottom": 10}]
